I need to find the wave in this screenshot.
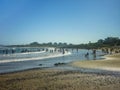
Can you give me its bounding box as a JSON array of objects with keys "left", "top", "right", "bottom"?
[
  {"left": 0, "top": 51, "right": 71, "bottom": 63},
  {"left": 0, "top": 51, "right": 46, "bottom": 56}
]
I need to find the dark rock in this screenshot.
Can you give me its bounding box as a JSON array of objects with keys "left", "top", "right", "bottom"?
[
  {"left": 39, "top": 64, "right": 42, "bottom": 66},
  {"left": 54, "top": 62, "right": 66, "bottom": 66}
]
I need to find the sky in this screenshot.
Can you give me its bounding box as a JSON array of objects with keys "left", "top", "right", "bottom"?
[{"left": 0, "top": 0, "right": 120, "bottom": 45}]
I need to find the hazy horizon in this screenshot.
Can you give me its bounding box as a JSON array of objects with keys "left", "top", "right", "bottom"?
[{"left": 0, "top": 0, "right": 120, "bottom": 45}]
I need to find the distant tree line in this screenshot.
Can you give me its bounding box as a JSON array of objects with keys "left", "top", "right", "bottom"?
[
  {"left": 97, "top": 37, "right": 120, "bottom": 46},
  {"left": 7, "top": 37, "right": 120, "bottom": 49},
  {"left": 68, "top": 37, "right": 120, "bottom": 49},
  {"left": 29, "top": 42, "right": 68, "bottom": 47}
]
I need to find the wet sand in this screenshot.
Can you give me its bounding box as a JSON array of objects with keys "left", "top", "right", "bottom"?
[
  {"left": 0, "top": 69, "right": 120, "bottom": 90},
  {"left": 71, "top": 53, "right": 120, "bottom": 72}
]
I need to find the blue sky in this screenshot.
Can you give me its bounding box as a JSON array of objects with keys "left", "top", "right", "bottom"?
[{"left": 0, "top": 0, "right": 120, "bottom": 45}]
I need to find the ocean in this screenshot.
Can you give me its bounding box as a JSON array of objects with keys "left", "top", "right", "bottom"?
[{"left": 0, "top": 47, "right": 105, "bottom": 73}]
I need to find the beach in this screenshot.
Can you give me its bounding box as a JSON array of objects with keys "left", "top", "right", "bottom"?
[
  {"left": 0, "top": 69, "right": 120, "bottom": 90},
  {"left": 1, "top": 0, "right": 120, "bottom": 89},
  {"left": 0, "top": 53, "right": 120, "bottom": 90},
  {"left": 71, "top": 53, "right": 120, "bottom": 72}
]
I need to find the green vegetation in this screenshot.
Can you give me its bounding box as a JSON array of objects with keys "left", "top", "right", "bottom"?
[{"left": 67, "top": 37, "right": 120, "bottom": 49}]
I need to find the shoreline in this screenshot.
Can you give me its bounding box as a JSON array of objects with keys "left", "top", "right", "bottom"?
[
  {"left": 71, "top": 53, "right": 120, "bottom": 72},
  {"left": 0, "top": 53, "right": 120, "bottom": 90}
]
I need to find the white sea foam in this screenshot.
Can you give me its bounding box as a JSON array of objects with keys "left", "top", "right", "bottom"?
[
  {"left": 0, "top": 51, "right": 71, "bottom": 63},
  {"left": 0, "top": 51, "right": 46, "bottom": 57}
]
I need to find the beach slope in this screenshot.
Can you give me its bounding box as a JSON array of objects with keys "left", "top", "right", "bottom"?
[{"left": 72, "top": 53, "right": 120, "bottom": 71}]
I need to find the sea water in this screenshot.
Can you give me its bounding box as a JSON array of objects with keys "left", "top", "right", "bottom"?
[{"left": 0, "top": 47, "right": 105, "bottom": 73}]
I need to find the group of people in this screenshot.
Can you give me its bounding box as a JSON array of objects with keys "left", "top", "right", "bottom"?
[
  {"left": 0, "top": 49, "right": 15, "bottom": 54},
  {"left": 101, "top": 47, "right": 120, "bottom": 54},
  {"left": 84, "top": 47, "right": 120, "bottom": 60},
  {"left": 84, "top": 49, "right": 97, "bottom": 59},
  {"left": 0, "top": 48, "right": 44, "bottom": 55},
  {"left": 46, "top": 48, "right": 68, "bottom": 55}
]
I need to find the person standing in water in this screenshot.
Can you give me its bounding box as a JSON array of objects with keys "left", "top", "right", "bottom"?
[
  {"left": 85, "top": 52, "right": 89, "bottom": 60},
  {"left": 93, "top": 49, "right": 96, "bottom": 60}
]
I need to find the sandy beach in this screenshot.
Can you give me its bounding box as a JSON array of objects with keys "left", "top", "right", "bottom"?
[
  {"left": 71, "top": 53, "right": 120, "bottom": 72},
  {"left": 0, "top": 68, "right": 120, "bottom": 90},
  {"left": 0, "top": 53, "right": 120, "bottom": 90}
]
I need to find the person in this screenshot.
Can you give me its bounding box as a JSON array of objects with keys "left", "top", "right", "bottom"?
[
  {"left": 11, "top": 49, "right": 15, "bottom": 54},
  {"left": 93, "top": 49, "right": 96, "bottom": 55},
  {"left": 62, "top": 49, "right": 65, "bottom": 54},
  {"left": 5, "top": 49, "right": 8, "bottom": 54},
  {"left": 85, "top": 52, "right": 89, "bottom": 60},
  {"left": 85, "top": 52, "right": 89, "bottom": 57}
]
